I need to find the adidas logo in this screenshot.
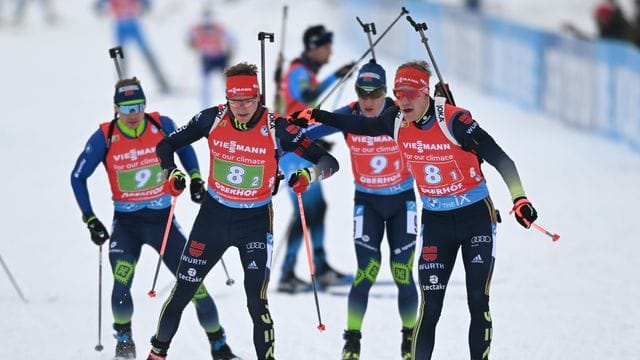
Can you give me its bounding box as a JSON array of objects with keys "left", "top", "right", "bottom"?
[
  {"left": 248, "top": 260, "right": 259, "bottom": 270},
  {"left": 471, "top": 255, "right": 483, "bottom": 264}
]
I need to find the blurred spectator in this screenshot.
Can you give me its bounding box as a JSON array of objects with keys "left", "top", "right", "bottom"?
[
  {"left": 11, "top": 0, "right": 57, "bottom": 26},
  {"left": 563, "top": 0, "right": 631, "bottom": 42},
  {"left": 95, "top": 0, "right": 170, "bottom": 93},
  {"left": 466, "top": 0, "right": 480, "bottom": 12},
  {"left": 188, "top": 7, "right": 234, "bottom": 108}
]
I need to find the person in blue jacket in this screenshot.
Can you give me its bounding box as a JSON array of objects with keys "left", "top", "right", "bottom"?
[{"left": 70, "top": 77, "right": 237, "bottom": 360}]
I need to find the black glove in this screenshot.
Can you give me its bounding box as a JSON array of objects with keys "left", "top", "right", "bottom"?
[
  {"left": 190, "top": 178, "right": 206, "bottom": 203},
  {"left": 335, "top": 61, "right": 356, "bottom": 78},
  {"left": 434, "top": 82, "right": 456, "bottom": 105},
  {"left": 84, "top": 213, "right": 109, "bottom": 246},
  {"left": 512, "top": 197, "right": 538, "bottom": 229}
]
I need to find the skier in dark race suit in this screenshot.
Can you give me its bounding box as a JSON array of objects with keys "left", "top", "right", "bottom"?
[
  {"left": 146, "top": 62, "right": 340, "bottom": 360},
  {"left": 290, "top": 60, "right": 539, "bottom": 360},
  {"left": 71, "top": 77, "right": 237, "bottom": 360}
]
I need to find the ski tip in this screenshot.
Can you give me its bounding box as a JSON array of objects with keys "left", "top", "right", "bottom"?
[
  {"left": 317, "top": 324, "right": 326, "bottom": 332},
  {"left": 148, "top": 290, "right": 157, "bottom": 298}
]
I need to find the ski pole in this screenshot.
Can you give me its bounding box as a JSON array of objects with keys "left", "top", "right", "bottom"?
[
  {"left": 405, "top": 15, "right": 455, "bottom": 105},
  {"left": 0, "top": 253, "right": 28, "bottom": 303},
  {"left": 508, "top": 208, "right": 560, "bottom": 242},
  {"left": 108, "top": 46, "right": 125, "bottom": 80},
  {"left": 329, "top": 16, "right": 377, "bottom": 110},
  {"left": 530, "top": 223, "right": 561, "bottom": 242},
  {"left": 220, "top": 258, "right": 235, "bottom": 286},
  {"left": 296, "top": 193, "right": 325, "bottom": 332},
  {"left": 356, "top": 16, "right": 377, "bottom": 61},
  {"left": 94, "top": 246, "right": 104, "bottom": 351},
  {"left": 273, "top": 5, "right": 288, "bottom": 110},
  {"left": 317, "top": 7, "right": 410, "bottom": 109},
  {"left": 258, "top": 31, "right": 275, "bottom": 106},
  {"left": 148, "top": 196, "right": 178, "bottom": 298}
]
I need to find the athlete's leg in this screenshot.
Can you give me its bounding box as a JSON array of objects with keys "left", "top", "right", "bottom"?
[
  {"left": 460, "top": 198, "right": 497, "bottom": 360},
  {"left": 386, "top": 196, "right": 419, "bottom": 330},
  {"left": 151, "top": 196, "right": 227, "bottom": 355},
  {"left": 233, "top": 204, "right": 275, "bottom": 360},
  {"left": 146, "top": 216, "right": 221, "bottom": 334},
  {"left": 108, "top": 215, "right": 144, "bottom": 326},
  {"left": 413, "top": 210, "right": 459, "bottom": 360},
  {"left": 346, "top": 195, "right": 384, "bottom": 331},
  {"left": 280, "top": 189, "right": 303, "bottom": 278}
]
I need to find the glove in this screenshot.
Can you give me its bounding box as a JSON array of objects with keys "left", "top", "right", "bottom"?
[
  {"left": 512, "top": 197, "right": 538, "bottom": 229},
  {"left": 190, "top": 177, "right": 206, "bottom": 203},
  {"left": 335, "top": 61, "right": 356, "bottom": 78},
  {"left": 288, "top": 168, "right": 312, "bottom": 193},
  {"left": 84, "top": 214, "right": 109, "bottom": 246},
  {"left": 165, "top": 168, "right": 187, "bottom": 197},
  {"left": 288, "top": 108, "right": 317, "bottom": 128},
  {"left": 434, "top": 82, "right": 456, "bottom": 105}
]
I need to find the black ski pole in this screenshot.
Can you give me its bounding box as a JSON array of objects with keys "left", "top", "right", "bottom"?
[
  {"left": 109, "top": 46, "right": 125, "bottom": 80},
  {"left": 331, "top": 16, "right": 378, "bottom": 110},
  {"left": 356, "top": 16, "right": 377, "bottom": 61},
  {"left": 220, "top": 258, "right": 235, "bottom": 286},
  {"left": 258, "top": 32, "right": 275, "bottom": 106},
  {"left": 273, "top": 5, "right": 288, "bottom": 110},
  {"left": 405, "top": 15, "right": 455, "bottom": 105},
  {"left": 0, "top": 253, "right": 28, "bottom": 303},
  {"left": 94, "top": 246, "right": 104, "bottom": 351},
  {"left": 316, "top": 7, "right": 410, "bottom": 109}
]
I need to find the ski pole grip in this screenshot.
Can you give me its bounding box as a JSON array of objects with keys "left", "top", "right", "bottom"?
[
  {"left": 258, "top": 32, "right": 275, "bottom": 42},
  {"left": 109, "top": 46, "right": 124, "bottom": 59}
]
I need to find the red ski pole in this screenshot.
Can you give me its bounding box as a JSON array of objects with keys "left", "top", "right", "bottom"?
[
  {"left": 509, "top": 208, "right": 560, "bottom": 242},
  {"left": 529, "top": 222, "right": 560, "bottom": 242},
  {"left": 148, "top": 196, "right": 178, "bottom": 298},
  {"left": 296, "top": 192, "right": 326, "bottom": 332}
]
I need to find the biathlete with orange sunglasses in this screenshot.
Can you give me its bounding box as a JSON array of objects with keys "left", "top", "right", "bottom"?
[
  {"left": 289, "top": 60, "right": 539, "bottom": 360},
  {"left": 147, "top": 62, "right": 340, "bottom": 360}
]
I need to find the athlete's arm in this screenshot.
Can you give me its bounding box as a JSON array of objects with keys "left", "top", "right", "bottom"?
[
  {"left": 275, "top": 118, "right": 339, "bottom": 181},
  {"left": 451, "top": 112, "right": 526, "bottom": 200},
  {"left": 311, "top": 105, "right": 399, "bottom": 137},
  {"left": 156, "top": 107, "right": 217, "bottom": 171},
  {"left": 160, "top": 116, "right": 201, "bottom": 178},
  {"left": 70, "top": 129, "right": 108, "bottom": 216}
]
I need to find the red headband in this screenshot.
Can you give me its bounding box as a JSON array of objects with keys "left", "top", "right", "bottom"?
[
  {"left": 226, "top": 75, "right": 260, "bottom": 98},
  {"left": 393, "top": 67, "right": 430, "bottom": 91}
]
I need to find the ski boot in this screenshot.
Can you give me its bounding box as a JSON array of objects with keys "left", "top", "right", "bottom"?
[
  {"left": 316, "top": 264, "right": 352, "bottom": 288},
  {"left": 341, "top": 330, "right": 361, "bottom": 360},
  {"left": 401, "top": 327, "right": 413, "bottom": 360},
  {"left": 114, "top": 323, "right": 136, "bottom": 359},
  {"left": 277, "top": 271, "right": 311, "bottom": 294},
  {"left": 209, "top": 328, "right": 240, "bottom": 360}
]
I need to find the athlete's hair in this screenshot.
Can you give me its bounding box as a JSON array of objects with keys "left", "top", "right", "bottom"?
[
  {"left": 115, "top": 76, "right": 141, "bottom": 88},
  {"left": 396, "top": 60, "right": 432, "bottom": 77},
  {"left": 225, "top": 62, "right": 258, "bottom": 77}
]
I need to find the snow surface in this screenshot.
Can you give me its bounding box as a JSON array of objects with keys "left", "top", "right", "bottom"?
[{"left": 0, "top": 0, "right": 639, "bottom": 359}]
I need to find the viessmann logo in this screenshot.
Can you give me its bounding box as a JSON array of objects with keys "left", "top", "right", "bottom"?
[{"left": 112, "top": 147, "right": 156, "bottom": 161}]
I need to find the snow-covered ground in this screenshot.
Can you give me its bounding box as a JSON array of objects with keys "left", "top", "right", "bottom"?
[{"left": 1, "top": 0, "right": 639, "bottom": 359}]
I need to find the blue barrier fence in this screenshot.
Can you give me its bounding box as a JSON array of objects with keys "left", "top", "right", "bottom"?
[{"left": 345, "top": 0, "right": 640, "bottom": 152}]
